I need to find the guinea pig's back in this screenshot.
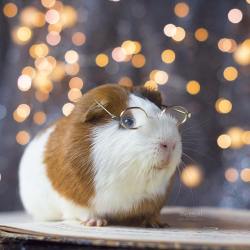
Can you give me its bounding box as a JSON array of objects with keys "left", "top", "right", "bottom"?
[{"left": 19, "top": 125, "right": 62, "bottom": 220}]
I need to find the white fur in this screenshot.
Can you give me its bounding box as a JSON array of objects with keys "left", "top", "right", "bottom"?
[
  {"left": 91, "top": 94, "right": 182, "bottom": 217},
  {"left": 19, "top": 127, "right": 92, "bottom": 221},
  {"left": 19, "top": 94, "right": 182, "bottom": 222}
]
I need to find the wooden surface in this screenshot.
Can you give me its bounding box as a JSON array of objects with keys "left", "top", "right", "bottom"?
[{"left": 1, "top": 206, "right": 250, "bottom": 249}]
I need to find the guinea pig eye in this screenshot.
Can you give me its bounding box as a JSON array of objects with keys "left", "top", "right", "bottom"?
[
  {"left": 121, "top": 115, "right": 135, "bottom": 129},
  {"left": 120, "top": 107, "right": 147, "bottom": 129}
]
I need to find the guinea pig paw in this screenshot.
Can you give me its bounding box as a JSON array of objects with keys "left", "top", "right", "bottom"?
[
  {"left": 142, "top": 218, "right": 169, "bottom": 228},
  {"left": 80, "top": 218, "right": 108, "bottom": 227}
]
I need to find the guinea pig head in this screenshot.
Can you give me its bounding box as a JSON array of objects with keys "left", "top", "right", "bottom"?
[{"left": 74, "top": 84, "right": 182, "bottom": 179}]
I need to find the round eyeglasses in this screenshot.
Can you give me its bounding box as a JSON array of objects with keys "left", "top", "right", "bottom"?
[{"left": 94, "top": 100, "right": 191, "bottom": 129}]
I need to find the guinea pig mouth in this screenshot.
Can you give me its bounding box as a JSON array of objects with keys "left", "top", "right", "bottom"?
[{"left": 153, "top": 164, "right": 168, "bottom": 170}]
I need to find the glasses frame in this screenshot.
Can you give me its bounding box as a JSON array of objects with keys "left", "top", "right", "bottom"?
[{"left": 94, "top": 100, "right": 191, "bottom": 129}]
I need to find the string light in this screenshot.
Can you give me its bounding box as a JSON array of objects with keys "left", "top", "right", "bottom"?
[
  {"left": 227, "top": 127, "right": 244, "bottom": 149},
  {"left": 218, "top": 38, "right": 237, "bottom": 53},
  {"left": 233, "top": 39, "right": 250, "bottom": 65},
  {"left": 45, "top": 9, "right": 60, "bottom": 24},
  {"left": 33, "top": 112, "right": 46, "bottom": 125},
  {"left": 194, "top": 28, "right": 209, "bottom": 42},
  {"left": 240, "top": 168, "right": 250, "bottom": 182},
  {"left": 163, "top": 24, "right": 177, "bottom": 37},
  {"left": 186, "top": 80, "right": 200, "bottom": 95},
  {"left": 62, "top": 103, "right": 75, "bottom": 116},
  {"left": 181, "top": 165, "right": 203, "bottom": 188},
  {"left": 217, "top": 134, "right": 231, "bottom": 149},
  {"left": 95, "top": 53, "right": 109, "bottom": 67},
  {"left": 69, "top": 77, "right": 84, "bottom": 89},
  {"left": 41, "top": 0, "right": 56, "bottom": 8},
  {"left": 65, "top": 50, "right": 79, "bottom": 64},
  {"left": 215, "top": 98, "right": 232, "bottom": 114},
  {"left": 46, "top": 31, "right": 61, "bottom": 46},
  {"left": 172, "top": 27, "right": 186, "bottom": 42},
  {"left": 150, "top": 70, "right": 168, "bottom": 85},
  {"left": 112, "top": 47, "right": 128, "bottom": 62},
  {"left": 144, "top": 80, "right": 158, "bottom": 91},
  {"left": 225, "top": 168, "right": 239, "bottom": 183},
  {"left": 241, "top": 131, "right": 250, "bottom": 145},
  {"left": 68, "top": 88, "right": 82, "bottom": 102},
  {"left": 12, "top": 26, "right": 32, "bottom": 44},
  {"left": 131, "top": 54, "right": 146, "bottom": 68},
  {"left": 17, "top": 75, "right": 32, "bottom": 92},
  {"left": 161, "top": 49, "right": 175, "bottom": 64},
  {"left": 72, "top": 32, "right": 86, "bottom": 46},
  {"left": 16, "top": 130, "right": 30, "bottom": 145},
  {"left": 223, "top": 66, "right": 238, "bottom": 81},
  {"left": 174, "top": 2, "right": 189, "bottom": 18},
  {"left": 228, "top": 8, "right": 243, "bottom": 24},
  {"left": 118, "top": 77, "right": 133, "bottom": 88},
  {"left": 3, "top": 3, "right": 18, "bottom": 18}
]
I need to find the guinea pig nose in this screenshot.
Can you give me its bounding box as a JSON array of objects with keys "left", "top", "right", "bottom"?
[
  {"left": 160, "top": 142, "right": 176, "bottom": 150},
  {"left": 160, "top": 143, "right": 168, "bottom": 149}
]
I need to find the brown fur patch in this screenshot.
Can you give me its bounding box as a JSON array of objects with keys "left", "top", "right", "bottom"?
[
  {"left": 132, "top": 86, "right": 162, "bottom": 108},
  {"left": 44, "top": 84, "right": 129, "bottom": 206}
]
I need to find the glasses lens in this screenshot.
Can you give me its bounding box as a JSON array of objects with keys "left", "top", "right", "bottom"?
[
  {"left": 120, "top": 108, "right": 147, "bottom": 129},
  {"left": 163, "top": 106, "right": 190, "bottom": 125}
]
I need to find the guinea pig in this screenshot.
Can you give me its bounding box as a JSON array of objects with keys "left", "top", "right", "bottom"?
[{"left": 19, "top": 84, "right": 183, "bottom": 227}]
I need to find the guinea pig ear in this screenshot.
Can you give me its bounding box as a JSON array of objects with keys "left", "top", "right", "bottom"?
[
  {"left": 82, "top": 99, "right": 110, "bottom": 122},
  {"left": 132, "top": 86, "right": 162, "bottom": 108}
]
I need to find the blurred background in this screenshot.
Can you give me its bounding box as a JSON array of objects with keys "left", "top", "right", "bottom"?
[{"left": 0, "top": 0, "right": 250, "bottom": 212}]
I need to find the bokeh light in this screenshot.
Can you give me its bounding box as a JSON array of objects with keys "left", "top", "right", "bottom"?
[
  {"left": 172, "top": 27, "right": 186, "bottom": 42},
  {"left": 163, "top": 24, "right": 177, "bottom": 37},
  {"left": 33, "top": 112, "right": 46, "bottom": 125},
  {"left": 17, "top": 75, "right": 32, "bottom": 92},
  {"left": 181, "top": 165, "right": 203, "bottom": 188},
  {"left": 186, "top": 80, "right": 200, "bottom": 95},
  {"left": 41, "top": 0, "right": 56, "bottom": 8},
  {"left": 12, "top": 26, "right": 32, "bottom": 44},
  {"left": 144, "top": 80, "right": 158, "bottom": 91},
  {"left": 223, "top": 66, "right": 238, "bottom": 81},
  {"left": 72, "top": 32, "right": 86, "bottom": 46},
  {"left": 16, "top": 130, "right": 30, "bottom": 145},
  {"left": 161, "top": 49, "right": 175, "bottom": 64},
  {"left": 194, "top": 28, "right": 209, "bottom": 42},
  {"left": 118, "top": 77, "right": 133, "bottom": 88},
  {"left": 150, "top": 70, "right": 168, "bottom": 85},
  {"left": 45, "top": 9, "right": 60, "bottom": 24},
  {"left": 69, "top": 77, "right": 84, "bottom": 89},
  {"left": 65, "top": 50, "right": 79, "bottom": 64},
  {"left": 3, "top": 2, "right": 18, "bottom": 18},
  {"left": 68, "top": 88, "right": 82, "bottom": 102},
  {"left": 218, "top": 38, "right": 237, "bottom": 53},
  {"left": 174, "top": 2, "right": 189, "bottom": 18},
  {"left": 234, "top": 39, "right": 250, "bottom": 65},
  {"left": 131, "top": 54, "right": 146, "bottom": 68},
  {"left": 62, "top": 103, "right": 75, "bottom": 116},
  {"left": 225, "top": 168, "right": 239, "bottom": 183},
  {"left": 217, "top": 134, "right": 231, "bottom": 149},
  {"left": 228, "top": 8, "right": 243, "bottom": 24},
  {"left": 240, "top": 168, "right": 250, "bottom": 182},
  {"left": 215, "top": 98, "right": 232, "bottom": 114},
  {"left": 95, "top": 53, "right": 109, "bottom": 67},
  {"left": 227, "top": 127, "right": 244, "bottom": 149}
]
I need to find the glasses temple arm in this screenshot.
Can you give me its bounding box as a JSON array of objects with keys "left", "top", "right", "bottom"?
[{"left": 94, "top": 100, "right": 117, "bottom": 119}]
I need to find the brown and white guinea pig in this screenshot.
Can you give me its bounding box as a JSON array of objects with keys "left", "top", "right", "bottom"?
[{"left": 19, "top": 84, "right": 182, "bottom": 227}]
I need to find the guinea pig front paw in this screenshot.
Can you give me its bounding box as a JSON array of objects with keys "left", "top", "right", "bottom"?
[
  {"left": 142, "top": 217, "right": 169, "bottom": 228},
  {"left": 80, "top": 218, "right": 108, "bottom": 227}
]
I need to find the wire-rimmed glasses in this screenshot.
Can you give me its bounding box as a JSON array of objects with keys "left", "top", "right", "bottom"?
[{"left": 94, "top": 100, "right": 191, "bottom": 129}]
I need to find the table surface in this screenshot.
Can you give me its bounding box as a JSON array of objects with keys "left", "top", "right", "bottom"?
[{"left": 1, "top": 206, "right": 250, "bottom": 250}]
